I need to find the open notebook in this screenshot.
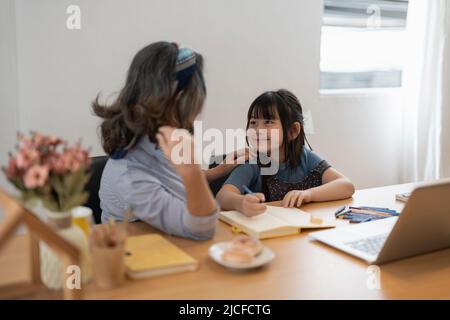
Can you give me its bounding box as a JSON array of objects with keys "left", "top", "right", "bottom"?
[
  {"left": 125, "top": 234, "right": 198, "bottom": 279},
  {"left": 219, "top": 205, "right": 336, "bottom": 239}
]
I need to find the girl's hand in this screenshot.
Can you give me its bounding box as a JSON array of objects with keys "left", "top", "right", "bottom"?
[
  {"left": 239, "top": 193, "right": 266, "bottom": 217},
  {"left": 282, "top": 190, "right": 312, "bottom": 208},
  {"left": 212, "top": 148, "right": 249, "bottom": 177}
]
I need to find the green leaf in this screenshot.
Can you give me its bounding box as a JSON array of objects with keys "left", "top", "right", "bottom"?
[
  {"left": 64, "top": 171, "right": 78, "bottom": 193},
  {"left": 21, "top": 190, "right": 37, "bottom": 202},
  {"left": 61, "top": 191, "right": 89, "bottom": 211},
  {"left": 63, "top": 173, "right": 75, "bottom": 194},
  {"left": 42, "top": 194, "right": 60, "bottom": 212},
  {"left": 51, "top": 175, "right": 65, "bottom": 196},
  {"left": 71, "top": 171, "right": 90, "bottom": 195},
  {"left": 10, "top": 178, "right": 26, "bottom": 192}
]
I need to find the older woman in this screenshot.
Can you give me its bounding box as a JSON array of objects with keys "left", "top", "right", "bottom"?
[{"left": 93, "top": 42, "right": 235, "bottom": 240}]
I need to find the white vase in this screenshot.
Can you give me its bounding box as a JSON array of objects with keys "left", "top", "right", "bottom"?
[{"left": 39, "top": 210, "right": 92, "bottom": 290}]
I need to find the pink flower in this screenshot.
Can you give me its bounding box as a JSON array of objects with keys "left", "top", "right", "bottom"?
[
  {"left": 24, "top": 164, "right": 49, "bottom": 189},
  {"left": 18, "top": 132, "right": 62, "bottom": 150},
  {"left": 72, "top": 147, "right": 90, "bottom": 167},
  {"left": 32, "top": 133, "right": 45, "bottom": 147},
  {"left": 46, "top": 152, "right": 67, "bottom": 174},
  {"left": 5, "top": 157, "right": 19, "bottom": 179},
  {"left": 56, "top": 149, "right": 79, "bottom": 173},
  {"left": 19, "top": 137, "right": 33, "bottom": 149},
  {"left": 70, "top": 160, "right": 81, "bottom": 172},
  {"left": 46, "top": 134, "right": 62, "bottom": 146},
  {"left": 5, "top": 132, "right": 91, "bottom": 193},
  {"left": 16, "top": 148, "right": 40, "bottom": 169}
]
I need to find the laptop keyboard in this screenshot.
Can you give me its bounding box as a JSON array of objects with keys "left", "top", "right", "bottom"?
[{"left": 345, "top": 234, "right": 389, "bottom": 256}]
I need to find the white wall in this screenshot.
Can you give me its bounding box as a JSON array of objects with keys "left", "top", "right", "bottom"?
[
  {"left": 3, "top": 0, "right": 403, "bottom": 190},
  {"left": 0, "top": 0, "right": 19, "bottom": 222},
  {"left": 0, "top": 0, "right": 20, "bottom": 193}
]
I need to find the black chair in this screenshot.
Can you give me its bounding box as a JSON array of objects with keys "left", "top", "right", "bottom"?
[
  {"left": 84, "top": 156, "right": 108, "bottom": 224},
  {"left": 208, "top": 154, "right": 235, "bottom": 196}
]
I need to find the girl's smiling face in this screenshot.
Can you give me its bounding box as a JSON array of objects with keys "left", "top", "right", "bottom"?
[
  {"left": 247, "top": 116, "right": 283, "bottom": 156},
  {"left": 245, "top": 90, "right": 307, "bottom": 168}
]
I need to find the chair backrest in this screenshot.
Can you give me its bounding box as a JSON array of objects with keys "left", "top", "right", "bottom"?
[
  {"left": 208, "top": 154, "right": 233, "bottom": 196},
  {"left": 84, "top": 156, "right": 108, "bottom": 224}
]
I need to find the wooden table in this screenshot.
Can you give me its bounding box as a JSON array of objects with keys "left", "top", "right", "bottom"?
[{"left": 1, "top": 182, "right": 450, "bottom": 299}]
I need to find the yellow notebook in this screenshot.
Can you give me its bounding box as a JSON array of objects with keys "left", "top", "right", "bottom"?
[
  {"left": 125, "top": 234, "right": 198, "bottom": 279},
  {"left": 219, "top": 205, "right": 336, "bottom": 239}
]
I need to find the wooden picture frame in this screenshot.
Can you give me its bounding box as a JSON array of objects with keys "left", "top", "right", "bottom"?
[{"left": 0, "top": 189, "right": 82, "bottom": 300}]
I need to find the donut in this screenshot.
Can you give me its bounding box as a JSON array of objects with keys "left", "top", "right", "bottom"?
[
  {"left": 230, "top": 235, "right": 263, "bottom": 256},
  {"left": 221, "top": 246, "right": 254, "bottom": 264},
  {"left": 221, "top": 235, "right": 263, "bottom": 263}
]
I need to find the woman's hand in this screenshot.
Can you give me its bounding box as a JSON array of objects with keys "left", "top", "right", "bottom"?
[
  {"left": 239, "top": 193, "right": 266, "bottom": 217},
  {"left": 156, "top": 126, "right": 198, "bottom": 176},
  {"left": 282, "top": 190, "right": 312, "bottom": 208},
  {"left": 157, "top": 126, "right": 217, "bottom": 218}
]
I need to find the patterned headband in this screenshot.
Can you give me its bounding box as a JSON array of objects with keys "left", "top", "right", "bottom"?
[{"left": 175, "top": 47, "right": 197, "bottom": 92}]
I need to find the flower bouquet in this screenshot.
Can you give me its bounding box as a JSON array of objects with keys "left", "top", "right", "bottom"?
[
  {"left": 2, "top": 131, "right": 91, "bottom": 212},
  {"left": 2, "top": 131, "right": 93, "bottom": 289}
]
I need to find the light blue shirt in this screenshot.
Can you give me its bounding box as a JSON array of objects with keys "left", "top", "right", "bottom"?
[{"left": 99, "top": 136, "right": 218, "bottom": 240}]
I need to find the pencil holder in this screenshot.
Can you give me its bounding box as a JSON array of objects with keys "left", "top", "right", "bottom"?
[{"left": 91, "top": 243, "right": 126, "bottom": 289}]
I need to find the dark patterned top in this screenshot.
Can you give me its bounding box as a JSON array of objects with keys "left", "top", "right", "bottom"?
[
  {"left": 224, "top": 148, "right": 331, "bottom": 201},
  {"left": 263, "top": 160, "right": 331, "bottom": 201}
]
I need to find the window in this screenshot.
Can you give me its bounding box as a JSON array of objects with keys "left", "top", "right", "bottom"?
[{"left": 320, "top": 0, "right": 409, "bottom": 90}]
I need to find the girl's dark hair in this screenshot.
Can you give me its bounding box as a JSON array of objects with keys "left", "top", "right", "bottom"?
[
  {"left": 92, "top": 41, "right": 206, "bottom": 155},
  {"left": 246, "top": 89, "right": 311, "bottom": 170}
]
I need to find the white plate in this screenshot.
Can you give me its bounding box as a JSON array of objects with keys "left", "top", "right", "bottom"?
[{"left": 208, "top": 242, "right": 275, "bottom": 270}]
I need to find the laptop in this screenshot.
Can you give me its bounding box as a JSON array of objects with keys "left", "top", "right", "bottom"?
[{"left": 309, "top": 179, "right": 450, "bottom": 264}]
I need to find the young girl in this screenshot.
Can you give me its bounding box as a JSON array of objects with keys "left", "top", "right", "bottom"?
[
  {"left": 93, "top": 42, "right": 240, "bottom": 240},
  {"left": 216, "top": 89, "right": 355, "bottom": 217}
]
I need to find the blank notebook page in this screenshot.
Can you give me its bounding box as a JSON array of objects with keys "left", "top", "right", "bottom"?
[
  {"left": 221, "top": 210, "right": 290, "bottom": 232},
  {"left": 265, "top": 206, "right": 312, "bottom": 227}
]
